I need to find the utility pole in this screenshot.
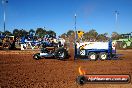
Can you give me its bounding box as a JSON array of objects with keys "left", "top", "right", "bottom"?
[
  {"left": 74, "top": 13, "right": 77, "bottom": 60},
  {"left": 74, "top": 13, "right": 77, "bottom": 41},
  {"left": 2, "top": 0, "right": 8, "bottom": 33},
  {"left": 115, "top": 11, "right": 119, "bottom": 32}
]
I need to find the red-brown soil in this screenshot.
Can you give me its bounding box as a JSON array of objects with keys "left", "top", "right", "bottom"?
[{"left": 0, "top": 49, "right": 132, "bottom": 88}]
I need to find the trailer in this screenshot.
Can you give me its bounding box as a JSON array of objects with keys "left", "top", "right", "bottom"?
[{"left": 74, "top": 39, "right": 117, "bottom": 60}]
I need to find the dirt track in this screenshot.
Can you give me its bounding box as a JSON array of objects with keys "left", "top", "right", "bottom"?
[{"left": 0, "top": 49, "right": 132, "bottom": 88}]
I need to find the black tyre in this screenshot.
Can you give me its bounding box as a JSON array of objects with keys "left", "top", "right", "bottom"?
[
  {"left": 88, "top": 52, "right": 97, "bottom": 60},
  {"left": 10, "top": 41, "right": 16, "bottom": 49},
  {"left": 2, "top": 42, "right": 11, "bottom": 50},
  {"left": 54, "top": 47, "right": 68, "bottom": 60},
  {"left": 76, "top": 75, "right": 87, "bottom": 85},
  {"left": 33, "top": 53, "right": 41, "bottom": 60},
  {"left": 99, "top": 52, "right": 108, "bottom": 60}
]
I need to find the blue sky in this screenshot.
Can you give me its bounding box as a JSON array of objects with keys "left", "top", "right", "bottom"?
[{"left": 0, "top": 0, "right": 132, "bottom": 36}]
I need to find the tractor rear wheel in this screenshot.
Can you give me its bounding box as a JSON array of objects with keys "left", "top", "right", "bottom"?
[
  {"left": 88, "top": 52, "right": 97, "bottom": 60},
  {"left": 2, "top": 42, "right": 10, "bottom": 50},
  {"left": 54, "top": 47, "right": 68, "bottom": 60}
]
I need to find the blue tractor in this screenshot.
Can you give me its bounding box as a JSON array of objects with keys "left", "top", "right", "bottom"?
[{"left": 33, "top": 36, "right": 69, "bottom": 60}]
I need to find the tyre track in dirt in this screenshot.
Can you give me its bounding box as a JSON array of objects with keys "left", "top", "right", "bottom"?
[{"left": 0, "top": 50, "right": 132, "bottom": 88}]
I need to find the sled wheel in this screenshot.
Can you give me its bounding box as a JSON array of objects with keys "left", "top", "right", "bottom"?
[
  {"left": 88, "top": 52, "right": 97, "bottom": 60},
  {"left": 99, "top": 52, "right": 108, "bottom": 60}
]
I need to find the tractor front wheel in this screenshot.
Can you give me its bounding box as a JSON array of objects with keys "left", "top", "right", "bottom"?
[{"left": 33, "top": 53, "right": 41, "bottom": 60}]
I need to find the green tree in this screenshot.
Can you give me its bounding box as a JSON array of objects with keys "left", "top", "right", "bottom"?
[
  {"left": 97, "top": 33, "right": 108, "bottom": 41},
  {"left": 13, "top": 29, "right": 20, "bottom": 37},
  {"left": 36, "top": 28, "right": 46, "bottom": 38},
  {"left": 111, "top": 32, "right": 120, "bottom": 40},
  {"left": 60, "top": 33, "right": 67, "bottom": 39},
  {"left": 19, "top": 29, "right": 28, "bottom": 37},
  {"left": 84, "top": 29, "right": 98, "bottom": 41},
  {"left": 46, "top": 30, "right": 56, "bottom": 37},
  {"left": 29, "top": 29, "right": 35, "bottom": 36},
  {"left": 4, "top": 30, "right": 12, "bottom": 36},
  {"left": 29, "top": 29, "right": 35, "bottom": 33},
  {"left": 67, "top": 30, "right": 74, "bottom": 37}
]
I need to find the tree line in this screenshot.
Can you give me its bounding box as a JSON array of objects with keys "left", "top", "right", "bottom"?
[
  {"left": 0, "top": 28, "right": 121, "bottom": 41},
  {"left": 0, "top": 28, "right": 56, "bottom": 38},
  {"left": 60, "top": 29, "right": 121, "bottom": 42}
]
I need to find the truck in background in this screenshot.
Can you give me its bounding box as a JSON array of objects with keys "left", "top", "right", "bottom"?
[
  {"left": 113, "top": 32, "right": 132, "bottom": 49},
  {"left": 0, "top": 34, "right": 15, "bottom": 50}
]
